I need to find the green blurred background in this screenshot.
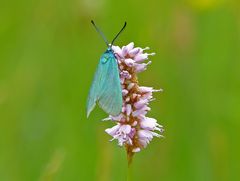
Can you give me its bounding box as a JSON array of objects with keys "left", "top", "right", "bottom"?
[{"left": 1, "top": 0, "right": 240, "bottom": 180}]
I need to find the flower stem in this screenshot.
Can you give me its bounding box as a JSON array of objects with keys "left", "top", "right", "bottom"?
[
  {"left": 126, "top": 146, "right": 134, "bottom": 181},
  {"left": 126, "top": 145, "right": 134, "bottom": 166},
  {"left": 127, "top": 151, "right": 134, "bottom": 166},
  {"left": 127, "top": 159, "right": 133, "bottom": 181}
]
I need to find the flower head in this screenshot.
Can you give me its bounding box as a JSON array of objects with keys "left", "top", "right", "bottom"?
[{"left": 105, "top": 42, "right": 164, "bottom": 164}]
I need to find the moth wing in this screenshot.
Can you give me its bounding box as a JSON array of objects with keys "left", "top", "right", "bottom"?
[
  {"left": 98, "top": 56, "right": 122, "bottom": 116},
  {"left": 87, "top": 56, "right": 107, "bottom": 117},
  {"left": 87, "top": 53, "right": 122, "bottom": 117}
]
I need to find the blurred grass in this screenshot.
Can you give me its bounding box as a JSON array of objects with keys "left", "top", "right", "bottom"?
[{"left": 0, "top": 0, "right": 240, "bottom": 180}]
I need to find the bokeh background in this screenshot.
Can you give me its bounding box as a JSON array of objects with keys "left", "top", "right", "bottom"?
[{"left": 1, "top": 0, "right": 240, "bottom": 180}]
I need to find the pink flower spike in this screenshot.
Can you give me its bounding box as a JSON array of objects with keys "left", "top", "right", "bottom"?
[{"left": 103, "top": 42, "right": 163, "bottom": 162}]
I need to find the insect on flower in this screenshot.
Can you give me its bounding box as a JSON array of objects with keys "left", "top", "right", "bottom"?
[{"left": 87, "top": 20, "right": 126, "bottom": 117}]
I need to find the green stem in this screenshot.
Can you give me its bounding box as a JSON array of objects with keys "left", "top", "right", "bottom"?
[
  {"left": 127, "top": 161, "right": 133, "bottom": 181},
  {"left": 126, "top": 147, "right": 134, "bottom": 181}
]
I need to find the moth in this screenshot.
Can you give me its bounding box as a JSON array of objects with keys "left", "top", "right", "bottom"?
[{"left": 87, "top": 20, "right": 127, "bottom": 117}]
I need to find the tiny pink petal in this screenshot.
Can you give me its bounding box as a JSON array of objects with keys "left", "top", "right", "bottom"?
[
  {"left": 140, "top": 117, "right": 158, "bottom": 130},
  {"left": 112, "top": 46, "right": 123, "bottom": 57},
  {"left": 132, "top": 147, "right": 141, "bottom": 152},
  {"left": 122, "top": 46, "right": 128, "bottom": 56},
  {"left": 129, "top": 48, "right": 140, "bottom": 57},
  {"left": 110, "top": 114, "right": 125, "bottom": 121},
  {"left": 126, "top": 104, "right": 132, "bottom": 116},
  {"left": 124, "top": 58, "right": 135, "bottom": 67},
  {"left": 122, "top": 89, "right": 128, "bottom": 96},
  {"left": 139, "top": 86, "right": 154, "bottom": 93},
  {"left": 132, "top": 109, "right": 147, "bottom": 117},
  {"left": 141, "top": 92, "right": 153, "bottom": 100},
  {"left": 119, "top": 124, "right": 132, "bottom": 134},
  {"left": 126, "top": 42, "right": 134, "bottom": 51},
  {"left": 138, "top": 130, "right": 154, "bottom": 140},
  {"left": 105, "top": 124, "right": 120, "bottom": 136},
  {"left": 134, "top": 99, "right": 149, "bottom": 109},
  {"left": 135, "top": 61, "right": 151, "bottom": 73},
  {"left": 121, "top": 70, "right": 131, "bottom": 79},
  {"left": 132, "top": 93, "right": 138, "bottom": 99},
  {"left": 127, "top": 83, "right": 135, "bottom": 90},
  {"left": 134, "top": 53, "right": 148, "bottom": 63}
]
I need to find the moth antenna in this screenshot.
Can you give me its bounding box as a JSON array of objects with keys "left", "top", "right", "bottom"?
[
  {"left": 111, "top": 22, "right": 127, "bottom": 48},
  {"left": 91, "top": 20, "right": 109, "bottom": 47}
]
